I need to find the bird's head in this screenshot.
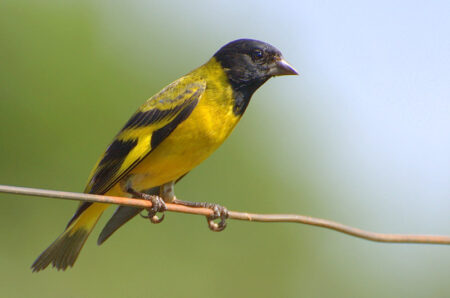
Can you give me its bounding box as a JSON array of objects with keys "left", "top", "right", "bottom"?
[{"left": 213, "top": 39, "right": 298, "bottom": 93}]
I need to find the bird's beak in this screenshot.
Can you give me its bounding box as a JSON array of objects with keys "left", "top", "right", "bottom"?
[{"left": 270, "top": 58, "right": 299, "bottom": 76}]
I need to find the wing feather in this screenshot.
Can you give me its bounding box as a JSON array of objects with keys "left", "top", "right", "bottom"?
[
  {"left": 84, "top": 79, "right": 205, "bottom": 195},
  {"left": 68, "top": 80, "right": 204, "bottom": 227}
]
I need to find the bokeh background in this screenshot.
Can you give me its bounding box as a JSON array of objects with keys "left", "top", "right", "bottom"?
[{"left": 1, "top": 1, "right": 449, "bottom": 297}]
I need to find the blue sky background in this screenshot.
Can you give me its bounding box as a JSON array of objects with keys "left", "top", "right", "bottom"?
[{"left": 99, "top": 0, "right": 450, "bottom": 230}]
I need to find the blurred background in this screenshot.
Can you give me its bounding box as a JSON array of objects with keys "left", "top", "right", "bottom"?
[{"left": 1, "top": 1, "right": 449, "bottom": 297}]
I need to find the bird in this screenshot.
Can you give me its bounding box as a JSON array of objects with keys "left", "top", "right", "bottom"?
[{"left": 31, "top": 38, "right": 298, "bottom": 272}]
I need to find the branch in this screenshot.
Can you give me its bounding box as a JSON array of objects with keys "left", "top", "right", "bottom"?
[{"left": 1, "top": 184, "right": 449, "bottom": 245}]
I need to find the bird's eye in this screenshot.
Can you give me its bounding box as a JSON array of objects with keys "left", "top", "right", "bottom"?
[{"left": 251, "top": 49, "right": 264, "bottom": 61}]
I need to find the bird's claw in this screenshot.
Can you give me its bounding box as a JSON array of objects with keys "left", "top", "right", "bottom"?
[
  {"left": 206, "top": 204, "right": 229, "bottom": 232},
  {"left": 139, "top": 194, "right": 167, "bottom": 224}
]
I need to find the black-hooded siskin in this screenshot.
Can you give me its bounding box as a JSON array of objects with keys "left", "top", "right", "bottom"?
[{"left": 31, "top": 39, "right": 297, "bottom": 272}]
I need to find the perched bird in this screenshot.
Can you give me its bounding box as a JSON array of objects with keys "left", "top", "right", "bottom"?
[{"left": 31, "top": 39, "right": 297, "bottom": 272}]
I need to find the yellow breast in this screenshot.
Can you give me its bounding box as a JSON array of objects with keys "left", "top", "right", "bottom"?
[{"left": 127, "top": 58, "right": 241, "bottom": 191}]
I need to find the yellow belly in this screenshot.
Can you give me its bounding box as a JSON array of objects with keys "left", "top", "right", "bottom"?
[{"left": 125, "top": 91, "right": 239, "bottom": 192}]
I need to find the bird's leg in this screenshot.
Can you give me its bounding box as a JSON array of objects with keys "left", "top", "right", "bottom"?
[
  {"left": 172, "top": 198, "right": 229, "bottom": 232},
  {"left": 121, "top": 179, "right": 229, "bottom": 231},
  {"left": 121, "top": 180, "right": 166, "bottom": 224},
  {"left": 159, "top": 181, "right": 176, "bottom": 203}
]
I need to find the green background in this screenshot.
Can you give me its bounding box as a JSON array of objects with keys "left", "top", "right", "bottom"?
[{"left": 1, "top": 1, "right": 449, "bottom": 297}]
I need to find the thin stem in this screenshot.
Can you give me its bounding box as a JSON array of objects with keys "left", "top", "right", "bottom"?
[{"left": 1, "top": 184, "right": 449, "bottom": 245}]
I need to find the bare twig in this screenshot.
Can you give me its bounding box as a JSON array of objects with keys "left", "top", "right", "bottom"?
[{"left": 1, "top": 184, "right": 449, "bottom": 245}]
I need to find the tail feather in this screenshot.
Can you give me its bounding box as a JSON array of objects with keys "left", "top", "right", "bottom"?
[
  {"left": 31, "top": 203, "right": 108, "bottom": 272},
  {"left": 97, "top": 206, "right": 142, "bottom": 245},
  {"left": 31, "top": 229, "right": 89, "bottom": 272},
  {"left": 97, "top": 186, "right": 160, "bottom": 245}
]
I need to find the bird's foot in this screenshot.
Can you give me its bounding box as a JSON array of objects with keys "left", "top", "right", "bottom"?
[
  {"left": 206, "top": 203, "right": 229, "bottom": 232},
  {"left": 172, "top": 199, "right": 229, "bottom": 232},
  {"left": 122, "top": 181, "right": 167, "bottom": 224},
  {"left": 138, "top": 193, "right": 167, "bottom": 224}
]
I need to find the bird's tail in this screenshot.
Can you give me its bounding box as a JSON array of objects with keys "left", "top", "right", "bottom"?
[
  {"left": 31, "top": 202, "right": 109, "bottom": 272},
  {"left": 97, "top": 186, "right": 160, "bottom": 245}
]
